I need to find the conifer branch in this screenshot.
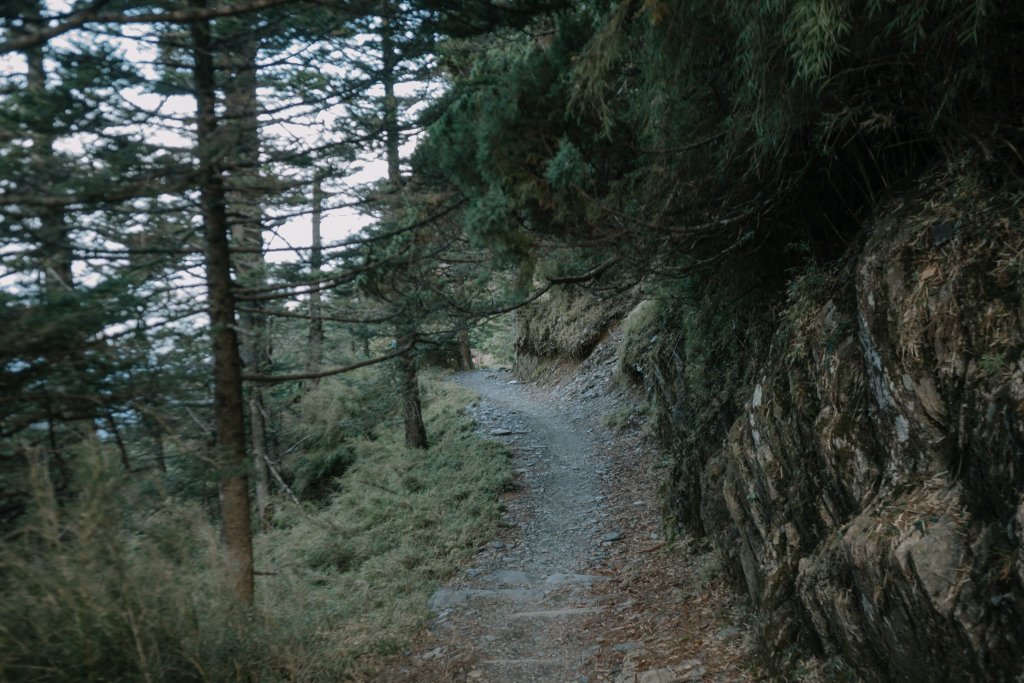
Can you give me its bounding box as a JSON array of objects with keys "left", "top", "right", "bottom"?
[{"left": 242, "top": 340, "right": 415, "bottom": 383}]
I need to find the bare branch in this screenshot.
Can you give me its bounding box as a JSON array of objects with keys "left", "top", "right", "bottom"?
[{"left": 242, "top": 340, "right": 415, "bottom": 383}]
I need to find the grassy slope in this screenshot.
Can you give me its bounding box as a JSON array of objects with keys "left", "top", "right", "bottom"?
[
  {"left": 0, "top": 376, "right": 509, "bottom": 682},
  {"left": 257, "top": 378, "right": 511, "bottom": 679}
]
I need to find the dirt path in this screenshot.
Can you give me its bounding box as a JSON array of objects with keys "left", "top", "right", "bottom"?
[{"left": 391, "top": 344, "right": 757, "bottom": 683}]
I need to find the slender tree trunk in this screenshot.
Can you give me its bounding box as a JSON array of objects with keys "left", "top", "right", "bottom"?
[
  {"left": 249, "top": 393, "right": 271, "bottom": 530},
  {"left": 150, "top": 417, "right": 167, "bottom": 473},
  {"left": 457, "top": 327, "right": 474, "bottom": 370},
  {"left": 191, "top": 3, "right": 254, "bottom": 603},
  {"left": 397, "top": 332, "right": 427, "bottom": 449},
  {"left": 24, "top": 7, "right": 99, "bottom": 457},
  {"left": 380, "top": 5, "right": 426, "bottom": 448},
  {"left": 224, "top": 21, "right": 272, "bottom": 532},
  {"left": 306, "top": 175, "right": 324, "bottom": 376},
  {"left": 381, "top": 1, "right": 402, "bottom": 187},
  {"left": 105, "top": 412, "right": 132, "bottom": 472}
]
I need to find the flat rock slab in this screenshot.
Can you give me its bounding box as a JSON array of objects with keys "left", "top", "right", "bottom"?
[
  {"left": 544, "top": 573, "right": 606, "bottom": 587},
  {"left": 616, "top": 651, "right": 707, "bottom": 683},
  {"left": 428, "top": 588, "right": 544, "bottom": 611}
]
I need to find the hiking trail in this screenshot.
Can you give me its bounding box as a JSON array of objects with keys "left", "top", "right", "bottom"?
[{"left": 390, "top": 337, "right": 755, "bottom": 683}]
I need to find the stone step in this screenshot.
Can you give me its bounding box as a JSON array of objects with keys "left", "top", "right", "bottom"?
[
  {"left": 428, "top": 588, "right": 544, "bottom": 611},
  {"left": 509, "top": 606, "right": 605, "bottom": 619}
]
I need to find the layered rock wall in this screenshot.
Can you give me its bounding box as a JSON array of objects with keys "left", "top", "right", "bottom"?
[
  {"left": 514, "top": 285, "right": 637, "bottom": 378},
  {"left": 711, "top": 166, "right": 1024, "bottom": 679}
]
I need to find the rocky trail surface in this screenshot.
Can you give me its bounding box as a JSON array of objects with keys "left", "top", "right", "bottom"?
[{"left": 389, "top": 337, "right": 757, "bottom": 682}]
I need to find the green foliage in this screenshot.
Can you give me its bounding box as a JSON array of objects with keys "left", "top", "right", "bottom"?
[
  {"left": 782, "top": 0, "right": 853, "bottom": 86},
  {"left": 472, "top": 313, "right": 517, "bottom": 366},
  {"left": 0, "top": 280, "right": 144, "bottom": 433},
  {"left": 602, "top": 404, "right": 647, "bottom": 433},
  {"left": 257, "top": 376, "right": 512, "bottom": 668},
  {"left": 978, "top": 352, "right": 1009, "bottom": 375},
  {"left": 0, "top": 377, "right": 510, "bottom": 681},
  {"left": 279, "top": 370, "right": 392, "bottom": 500},
  {"left": 420, "top": 0, "right": 1024, "bottom": 279},
  {"left": 289, "top": 444, "right": 357, "bottom": 501},
  {"left": 311, "top": 371, "right": 392, "bottom": 444},
  {"left": 544, "top": 137, "right": 595, "bottom": 192},
  {"left": 418, "top": 15, "right": 618, "bottom": 259}
]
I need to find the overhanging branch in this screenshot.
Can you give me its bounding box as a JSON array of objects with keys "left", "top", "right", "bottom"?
[{"left": 242, "top": 340, "right": 414, "bottom": 383}]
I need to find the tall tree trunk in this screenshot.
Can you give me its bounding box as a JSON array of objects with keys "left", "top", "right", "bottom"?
[
  {"left": 381, "top": 0, "right": 402, "bottom": 187},
  {"left": 457, "top": 327, "right": 474, "bottom": 370},
  {"left": 306, "top": 175, "right": 324, "bottom": 376},
  {"left": 24, "top": 5, "right": 98, "bottom": 457},
  {"left": 191, "top": 3, "right": 254, "bottom": 604},
  {"left": 149, "top": 416, "right": 167, "bottom": 473},
  {"left": 248, "top": 394, "right": 271, "bottom": 530},
  {"left": 224, "top": 21, "right": 272, "bottom": 532},
  {"left": 105, "top": 412, "right": 132, "bottom": 472},
  {"left": 380, "top": 4, "right": 426, "bottom": 448}
]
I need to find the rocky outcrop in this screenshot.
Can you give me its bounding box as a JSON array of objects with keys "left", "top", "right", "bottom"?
[
  {"left": 711, "top": 165, "right": 1024, "bottom": 679},
  {"left": 514, "top": 286, "right": 638, "bottom": 372}
]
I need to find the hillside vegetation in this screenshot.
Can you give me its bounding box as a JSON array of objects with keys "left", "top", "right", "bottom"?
[{"left": 0, "top": 376, "right": 512, "bottom": 681}]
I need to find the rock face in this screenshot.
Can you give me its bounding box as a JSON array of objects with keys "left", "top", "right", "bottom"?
[
  {"left": 710, "top": 168, "right": 1024, "bottom": 679},
  {"left": 515, "top": 286, "right": 639, "bottom": 370}
]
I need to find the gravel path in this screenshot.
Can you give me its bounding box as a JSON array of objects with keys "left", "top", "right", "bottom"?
[
  {"left": 455, "top": 369, "right": 611, "bottom": 575},
  {"left": 417, "top": 368, "right": 615, "bottom": 683},
  {"left": 388, "top": 348, "right": 756, "bottom": 683}
]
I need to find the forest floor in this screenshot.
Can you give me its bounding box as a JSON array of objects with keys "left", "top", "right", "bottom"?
[{"left": 384, "top": 330, "right": 758, "bottom": 682}]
